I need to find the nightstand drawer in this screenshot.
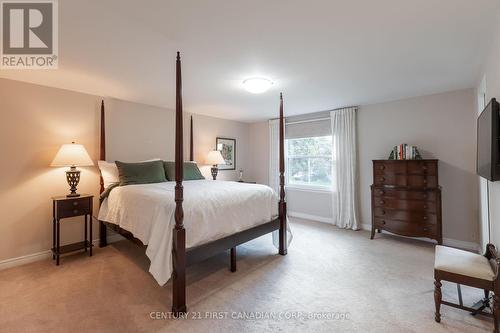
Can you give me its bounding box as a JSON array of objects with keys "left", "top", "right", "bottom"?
[{"left": 56, "top": 197, "right": 91, "bottom": 218}]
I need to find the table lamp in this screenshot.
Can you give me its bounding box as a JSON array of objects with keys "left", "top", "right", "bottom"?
[
  {"left": 51, "top": 142, "right": 94, "bottom": 197},
  {"left": 206, "top": 150, "right": 225, "bottom": 180}
]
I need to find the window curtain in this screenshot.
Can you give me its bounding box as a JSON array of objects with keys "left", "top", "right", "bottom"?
[
  {"left": 269, "top": 119, "right": 293, "bottom": 247},
  {"left": 330, "top": 107, "right": 360, "bottom": 230}
]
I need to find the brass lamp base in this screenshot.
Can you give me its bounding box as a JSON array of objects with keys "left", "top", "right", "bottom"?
[{"left": 66, "top": 166, "right": 81, "bottom": 197}]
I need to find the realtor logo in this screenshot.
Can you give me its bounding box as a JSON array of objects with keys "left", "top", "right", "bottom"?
[{"left": 1, "top": 0, "right": 58, "bottom": 69}]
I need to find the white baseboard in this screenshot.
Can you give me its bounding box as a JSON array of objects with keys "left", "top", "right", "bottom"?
[
  {"left": 361, "top": 223, "right": 372, "bottom": 231},
  {"left": 0, "top": 233, "right": 125, "bottom": 271},
  {"left": 364, "top": 225, "right": 479, "bottom": 252},
  {"left": 0, "top": 250, "right": 53, "bottom": 271},
  {"left": 289, "top": 211, "right": 480, "bottom": 252}
]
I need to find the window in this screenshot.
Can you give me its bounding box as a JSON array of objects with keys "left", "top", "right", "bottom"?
[{"left": 286, "top": 135, "right": 333, "bottom": 188}]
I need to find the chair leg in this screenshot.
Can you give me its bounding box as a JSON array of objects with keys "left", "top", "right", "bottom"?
[
  {"left": 493, "top": 293, "right": 499, "bottom": 333},
  {"left": 230, "top": 247, "right": 236, "bottom": 272},
  {"left": 483, "top": 289, "right": 491, "bottom": 308},
  {"left": 434, "top": 279, "right": 442, "bottom": 323}
]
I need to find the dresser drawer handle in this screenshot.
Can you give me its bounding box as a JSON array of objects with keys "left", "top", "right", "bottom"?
[
  {"left": 423, "top": 193, "right": 428, "bottom": 199},
  {"left": 381, "top": 210, "right": 386, "bottom": 215},
  {"left": 423, "top": 205, "right": 428, "bottom": 209},
  {"left": 423, "top": 179, "right": 428, "bottom": 184},
  {"left": 380, "top": 165, "right": 385, "bottom": 170},
  {"left": 380, "top": 177, "right": 385, "bottom": 182},
  {"left": 73, "top": 201, "right": 79, "bottom": 206},
  {"left": 422, "top": 165, "right": 428, "bottom": 170},
  {"left": 380, "top": 220, "right": 386, "bottom": 225},
  {"left": 423, "top": 216, "right": 428, "bottom": 220},
  {"left": 73, "top": 209, "right": 79, "bottom": 214},
  {"left": 380, "top": 200, "right": 385, "bottom": 205},
  {"left": 379, "top": 190, "right": 385, "bottom": 195},
  {"left": 423, "top": 227, "right": 429, "bottom": 231}
]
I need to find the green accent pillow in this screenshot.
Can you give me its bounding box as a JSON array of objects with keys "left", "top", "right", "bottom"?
[
  {"left": 115, "top": 160, "right": 167, "bottom": 186},
  {"left": 163, "top": 161, "right": 205, "bottom": 181}
]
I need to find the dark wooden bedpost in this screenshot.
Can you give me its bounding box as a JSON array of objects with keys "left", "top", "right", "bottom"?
[
  {"left": 190, "top": 115, "right": 194, "bottom": 161},
  {"left": 172, "top": 52, "right": 187, "bottom": 315},
  {"left": 99, "top": 100, "right": 108, "bottom": 248},
  {"left": 278, "top": 93, "right": 287, "bottom": 255}
]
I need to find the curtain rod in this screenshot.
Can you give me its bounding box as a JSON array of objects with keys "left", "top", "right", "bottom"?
[
  {"left": 271, "top": 106, "right": 358, "bottom": 123},
  {"left": 286, "top": 117, "right": 330, "bottom": 125}
]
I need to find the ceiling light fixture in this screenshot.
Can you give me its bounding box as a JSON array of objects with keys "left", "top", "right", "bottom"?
[{"left": 242, "top": 78, "right": 273, "bottom": 94}]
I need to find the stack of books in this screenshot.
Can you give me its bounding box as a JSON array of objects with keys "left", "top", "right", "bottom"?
[{"left": 389, "top": 144, "right": 421, "bottom": 160}]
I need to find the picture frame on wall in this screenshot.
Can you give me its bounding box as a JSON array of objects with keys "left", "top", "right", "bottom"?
[{"left": 216, "top": 137, "right": 236, "bottom": 170}]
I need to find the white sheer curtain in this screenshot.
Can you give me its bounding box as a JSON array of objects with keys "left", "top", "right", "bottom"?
[
  {"left": 331, "top": 107, "right": 360, "bottom": 230},
  {"left": 269, "top": 119, "right": 293, "bottom": 247}
]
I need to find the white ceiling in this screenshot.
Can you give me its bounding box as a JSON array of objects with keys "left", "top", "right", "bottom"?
[{"left": 1, "top": 0, "right": 499, "bottom": 122}]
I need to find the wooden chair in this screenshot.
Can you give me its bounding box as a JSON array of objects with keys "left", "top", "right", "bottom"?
[{"left": 434, "top": 243, "right": 500, "bottom": 332}]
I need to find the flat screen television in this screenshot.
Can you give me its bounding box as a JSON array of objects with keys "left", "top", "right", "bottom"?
[{"left": 477, "top": 98, "right": 500, "bottom": 181}]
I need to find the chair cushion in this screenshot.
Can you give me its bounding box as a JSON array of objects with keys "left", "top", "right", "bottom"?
[{"left": 434, "top": 245, "right": 495, "bottom": 281}]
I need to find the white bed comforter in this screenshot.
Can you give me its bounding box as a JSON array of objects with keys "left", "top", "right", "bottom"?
[{"left": 98, "top": 180, "right": 278, "bottom": 285}]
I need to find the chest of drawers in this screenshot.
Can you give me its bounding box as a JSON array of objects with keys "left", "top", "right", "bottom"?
[{"left": 370, "top": 160, "right": 442, "bottom": 244}]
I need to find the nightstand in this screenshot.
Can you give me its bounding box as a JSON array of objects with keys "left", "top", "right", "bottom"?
[{"left": 52, "top": 194, "right": 93, "bottom": 265}]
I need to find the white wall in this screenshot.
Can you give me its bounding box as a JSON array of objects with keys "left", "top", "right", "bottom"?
[
  {"left": 477, "top": 77, "right": 489, "bottom": 251},
  {"left": 478, "top": 13, "right": 500, "bottom": 248},
  {"left": 248, "top": 122, "right": 269, "bottom": 185},
  {"left": 249, "top": 89, "right": 479, "bottom": 245},
  {"left": 103, "top": 98, "right": 250, "bottom": 181},
  {"left": 358, "top": 89, "right": 478, "bottom": 243},
  {"left": 0, "top": 78, "right": 252, "bottom": 265},
  {"left": 192, "top": 114, "right": 250, "bottom": 181},
  {"left": 0, "top": 79, "right": 101, "bottom": 265},
  {"left": 104, "top": 98, "right": 176, "bottom": 162},
  {"left": 286, "top": 188, "right": 333, "bottom": 220}
]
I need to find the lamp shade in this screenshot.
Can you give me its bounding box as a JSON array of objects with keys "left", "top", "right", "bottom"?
[
  {"left": 50, "top": 143, "right": 94, "bottom": 167},
  {"left": 206, "top": 150, "right": 225, "bottom": 165}
]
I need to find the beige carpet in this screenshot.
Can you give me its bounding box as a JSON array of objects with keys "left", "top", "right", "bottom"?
[{"left": 0, "top": 218, "right": 492, "bottom": 333}]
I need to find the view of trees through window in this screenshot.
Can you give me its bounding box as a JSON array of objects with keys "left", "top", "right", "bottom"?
[{"left": 286, "top": 136, "right": 333, "bottom": 187}]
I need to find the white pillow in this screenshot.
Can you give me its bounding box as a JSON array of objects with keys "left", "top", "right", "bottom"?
[
  {"left": 98, "top": 160, "right": 119, "bottom": 189},
  {"left": 98, "top": 159, "right": 162, "bottom": 189}
]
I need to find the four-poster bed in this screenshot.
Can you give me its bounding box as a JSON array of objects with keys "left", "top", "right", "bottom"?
[{"left": 97, "top": 52, "right": 287, "bottom": 315}]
